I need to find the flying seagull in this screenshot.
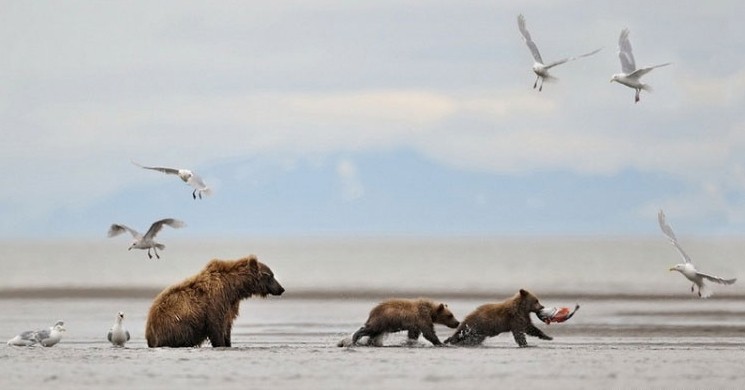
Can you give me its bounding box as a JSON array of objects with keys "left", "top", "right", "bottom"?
[
  {"left": 610, "top": 28, "right": 671, "bottom": 103},
  {"left": 658, "top": 210, "right": 736, "bottom": 298},
  {"left": 517, "top": 14, "right": 601, "bottom": 91},
  {"left": 108, "top": 218, "right": 185, "bottom": 259},
  {"left": 108, "top": 311, "right": 130, "bottom": 347},
  {"left": 132, "top": 161, "right": 212, "bottom": 199}
]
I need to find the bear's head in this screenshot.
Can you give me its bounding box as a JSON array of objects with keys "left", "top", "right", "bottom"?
[
  {"left": 517, "top": 289, "right": 544, "bottom": 314},
  {"left": 243, "top": 256, "right": 285, "bottom": 297},
  {"left": 432, "top": 303, "right": 460, "bottom": 328}
]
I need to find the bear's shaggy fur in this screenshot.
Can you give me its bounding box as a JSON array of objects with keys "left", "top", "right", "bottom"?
[
  {"left": 145, "top": 255, "right": 284, "bottom": 348},
  {"left": 341, "top": 298, "right": 460, "bottom": 347},
  {"left": 444, "top": 289, "right": 552, "bottom": 347}
]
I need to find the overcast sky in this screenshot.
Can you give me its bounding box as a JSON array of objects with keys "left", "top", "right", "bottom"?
[{"left": 2, "top": 1, "right": 745, "bottom": 238}]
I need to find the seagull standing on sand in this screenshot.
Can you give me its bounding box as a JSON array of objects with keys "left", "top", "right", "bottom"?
[
  {"left": 610, "top": 28, "right": 671, "bottom": 103},
  {"left": 108, "top": 312, "right": 130, "bottom": 347},
  {"left": 517, "top": 14, "right": 601, "bottom": 91},
  {"left": 7, "top": 321, "right": 66, "bottom": 347},
  {"left": 658, "top": 210, "right": 736, "bottom": 298},
  {"left": 132, "top": 161, "right": 212, "bottom": 199},
  {"left": 34, "top": 321, "right": 66, "bottom": 347},
  {"left": 108, "top": 218, "right": 185, "bottom": 259}
]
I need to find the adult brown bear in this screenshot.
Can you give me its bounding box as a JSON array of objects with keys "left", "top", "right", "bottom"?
[{"left": 145, "top": 255, "right": 284, "bottom": 347}]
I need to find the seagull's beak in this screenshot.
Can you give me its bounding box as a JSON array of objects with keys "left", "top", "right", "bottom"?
[
  {"left": 609, "top": 78, "right": 614, "bottom": 83},
  {"left": 668, "top": 267, "right": 676, "bottom": 271},
  {"left": 127, "top": 247, "right": 132, "bottom": 251}
]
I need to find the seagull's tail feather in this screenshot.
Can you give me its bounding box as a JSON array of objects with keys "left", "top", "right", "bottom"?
[
  {"left": 155, "top": 243, "right": 165, "bottom": 250},
  {"left": 698, "top": 283, "right": 713, "bottom": 299},
  {"left": 640, "top": 83, "right": 653, "bottom": 92},
  {"left": 201, "top": 187, "right": 213, "bottom": 197},
  {"left": 543, "top": 74, "right": 558, "bottom": 83}
]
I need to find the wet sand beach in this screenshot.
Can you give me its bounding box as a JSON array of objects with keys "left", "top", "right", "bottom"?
[
  {"left": 1, "top": 238, "right": 743, "bottom": 388},
  {"left": 2, "top": 294, "right": 744, "bottom": 389}
]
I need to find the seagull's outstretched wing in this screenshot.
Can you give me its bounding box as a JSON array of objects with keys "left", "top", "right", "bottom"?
[
  {"left": 125, "top": 330, "right": 131, "bottom": 341},
  {"left": 657, "top": 210, "right": 693, "bottom": 264},
  {"left": 143, "top": 218, "right": 185, "bottom": 240},
  {"left": 132, "top": 161, "right": 180, "bottom": 176},
  {"left": 618, "top": 28, "right": 636, "bottom": 74},
  {"left": 517, "top": 14, "right": 543, "bottom": 64},
  {"left": 627, "top": 62, "right": 671, "bottom": 80},
  {"left": 544, "top": 47, "right": 603, "bottom": 69},
  {"left": 697, "top": 271, "right": 736, "bottom": 285},
  {"left": 108, "top": 224, "right": 142, "bottom": 239},
  {"left": 107, "top": 329, "right": 113, "bottom": 343}
]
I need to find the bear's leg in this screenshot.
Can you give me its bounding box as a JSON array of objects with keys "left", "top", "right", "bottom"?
[
  {"left": 369, "top": 334, "right": 385, "bottom": 347},
  {"left": 421, "top": 325, "right": 442, "bottom": 346},
  {"left": 407, "top": 329, "right": 421, "bottom": 341},
  {"left": 207, "top": 324, "right": 228, "bottom": 347},
  {"left": 223, "top": 324, "right": 232, "bottom": 347},
  {"left": 511, "top": 330, "right": 528, "bottom": 347},
  {"left": 526, "top": 323, "right": 552, "bottom": 340},
  {"left": 365, "top": 332, "right": 384, "bottom": 346},
  {"left": 351, "top": 326, "right": 369, "bottom": 345}
]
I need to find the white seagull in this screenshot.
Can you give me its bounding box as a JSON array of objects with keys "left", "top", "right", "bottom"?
[
  {"left": 7, "top": 320, "right": 66, "bottom": 347},
  {"left": 7, "top": 330, "right": 39, "bottom": 346},
  {"left": 517, "top": 14, "right": 601, "bottom": 91},
  {"left": 34, "top": 320, "right": 66, "bottom": 347},
  {"left": 108, "top": 312, "right": 130, "bottom": 347},
  {"left": 133, "top": 161, "right": 212, "bottom": 199},
  {"left": 108, "top": 218, "right": 185, "bottom": 259},
  {"left": 610, "top": 28, "right": 671, "bottom": 103},
  {"left": 658, "top": 210, "right": 736, "bottom": 298}
]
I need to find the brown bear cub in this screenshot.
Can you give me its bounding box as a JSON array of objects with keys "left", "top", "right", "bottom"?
[
  {"left": 343, "top": 298, "right": 460, "bottom": 347},
  {"left": 145, "top": 255, "right": 284, "bottom": 348},
  {"left": 444, "top": 289, "right": 552, "bottom": 347}
]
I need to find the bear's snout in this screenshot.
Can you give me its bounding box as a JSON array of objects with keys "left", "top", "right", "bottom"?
[{"left": 269, "top": 280, "right": 285, "bottom": 296}]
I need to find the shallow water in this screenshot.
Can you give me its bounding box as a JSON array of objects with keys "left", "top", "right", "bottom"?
[
  {"left": 2, "top": 297, "right": 745, "bottom": 389},
  {"left": 1, "top": 237, "right": 743, "bottom": 296},
  {"left": 1, "top": 238, "right": 744, "bottom": 389}
]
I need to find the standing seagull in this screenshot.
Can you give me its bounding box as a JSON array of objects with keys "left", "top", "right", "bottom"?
[
  {"left": 610, "top": 28, "right": 671, "bottom": 103},
  {"left": 7, "top": 320, "right": 66, "bottom": 347},
  {"left": 108, "top": 312, "right": 130, "bottom": 347},
  {"left": 517, "top": 14, "right": 601, "bottom": 91},
  {"left": 108, "top": 218, "right": 185, "bottom": 259},
  {"left": 658, "top": 210, "right": 736, "bottom": 298},
  {"left": 132, "top": 161, "right": 212, "bottom": 199}
]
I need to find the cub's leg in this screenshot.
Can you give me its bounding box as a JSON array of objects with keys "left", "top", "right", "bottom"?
[
  {"left": 511, "top": 330, "right": 528, "bottom": 347},
  {"left": 526, "top": 323, "right": 552, "bottom": 340},
  {"left": 421, "top": 326, "right": 442, "bottom": 346},
  {"left": 351, "top": 326, "right": 370, "bottom": 345}
]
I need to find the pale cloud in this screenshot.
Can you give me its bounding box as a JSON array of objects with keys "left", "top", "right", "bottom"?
[
  {"left": 679, "top": 68, "right": 745, "bottom": 108},
  {"left": 336, "top": 158, "right": 364, "bottom": 201},
  {"left": 3, "top": 1, "right": 745, "bottom": 235}
]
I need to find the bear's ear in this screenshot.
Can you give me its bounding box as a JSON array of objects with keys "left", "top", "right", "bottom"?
[
  {"left": 248, "top": 256, "right": 259, "bottom": 272},
  {"left": 437, "top": 303, "right": 445, "bottom": 312},
  {"left": 519, "top": 289, "right": 528, "bottom": 297}
]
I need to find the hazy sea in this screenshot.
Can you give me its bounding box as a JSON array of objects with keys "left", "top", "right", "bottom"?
[{"left": 1, "top": 237, "right": 744, "bottom": 389}]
